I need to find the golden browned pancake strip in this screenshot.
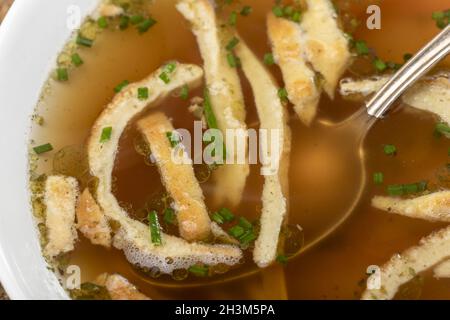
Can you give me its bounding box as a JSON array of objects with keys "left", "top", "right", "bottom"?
[
  {"left": 235, "top": 38, "right": 291, "bottom": 267},
  {"left": 267, "top": 13, "right": 320, "bottom": 125},
  {"left": 176, "top": 0, "right": 249, "bottom": 207},
  {"left": 44, "top": 175, "right": 79, "bottom": 258},
  {"left": 301, "top": 0, "right": 351, "bottom": 98},
  {"left": 76, "top": 189, "right": 112, "bottom": 248},
  {"left": 95, "top": 273, "right": 150, "bottom": 300},
  {"left": 362, "top": 225, "right": 450, "bottom": 300},
  {"left": 87, "top": 62, "right": 242, "bottom": 274},
  {"left": 137, "top": 112, "right": 211, "bottom": 242},
  {"left": 372, "top": 191, "right": 450, "bottom": 223}
]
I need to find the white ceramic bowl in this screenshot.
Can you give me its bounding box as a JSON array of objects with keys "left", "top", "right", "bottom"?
[{"left": 0, "top": 0, "right": 99, "bottom": 300}]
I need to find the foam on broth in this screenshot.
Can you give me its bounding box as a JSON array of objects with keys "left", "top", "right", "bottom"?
[{"left": 29, "top": 0, "right": 450, "bottom": 299}]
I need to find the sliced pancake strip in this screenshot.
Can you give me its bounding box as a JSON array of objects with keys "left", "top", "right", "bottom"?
[
  {"left": 137, "top": 112, "right": 211, "bottom": 242},
  {"left": 372, "top": 191, "right": 450, "bottom": 223},
  {"left": 95, "top": 273, "right": 150, "bottom": 300},
  {"left": 235, "top": 38, "right": 291, "bottom": 267},
  {"left": 362, "top": 225, "right": 450, "bottom": 300},
  {"left": 434, "top": 259, "right": 450, "bottom": 278},
  {"left": 339, "top": 72, "right": 450, "bottom": 124},
  {"left": 267, "top": 13, "right": 320, "bottom": 125},
  {"left": 301, "top": 0, "right": 351, "bottom": 98},
  {"left": 87, "top": 62, "right": 242, "bottom": 274},
  {"left": 44, "top": 175, "right": 79, "bottom": 258},
  {"left": 176, "top": 0, "right": 249, "bottom": 207},
  {"left": 76, "top": 188, "right": 112, "bottom": 248}
]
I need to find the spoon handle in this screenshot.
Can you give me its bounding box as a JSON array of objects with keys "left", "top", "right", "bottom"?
[{"left": 366, "top": 24, "right": 450, "bottom": 118}]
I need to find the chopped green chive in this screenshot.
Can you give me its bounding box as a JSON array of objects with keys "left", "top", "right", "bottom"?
[
  {"left": 239, "top": 229, "right": 257, "bottom": 246},
  {"left": 403, "top": 183, "right": 418, "bottom": 194},
  {"left": 100, "top": 127, "right": 113, "bottom": 143},
  {"left": 137, "top": 18, "right": 157, "bottom": 33},
  {"left": 229, "top": 225, "right": 245, "bottom": 238},
  {"left": 159, "top": 63, "right": 176, "bottom": 84},
  {"left": 33, "top": 143, "right": 53, "bottom": 155},
  {"left": 159, "top": 72, "right": 170, "bottom": 84},
  {"left": 56, "top": 68, "right": 68, "bottom": 82},
  {"left": 212, "top": 212, "right": 225, "bottom": 225},
  {"left": 278, "top": 87, "right": 289, "bottom": 103},
  {"left": 373, "top": 58, "right": 387, "bottom": 72},
  {"left": 97, "top": 16, "right": 108, "bottom": 29},
  {"left": 387, "top": 181, "right": 427, "bottom": 196},
  {"left": 240, "top": 6, "right": 253, "bottom": 16},
  {"left": 163, "top": 208, "right": 176, "bottom": 225},
  {"left": 355, "top": 40, "right": 369, "bottom": 55},
  {"left": 137, "top": 87, "right": 149, "bottom": 100},
  {"left": 180, "top": 85, "right": 189, "bottom": 100},
  {"left": 432, "top": 10, "right": 450, "bottom": 29},
  {"left": 188, "top": 265, "right": 209, "bottom": 277},
  {"left": 238, "top": 217, "right": 253, "bottom": 230},
  {"left": 114, "top": 80, "right": 129, "bottom": 93},
  {"left": 264, "top": 53, "right": 275, "bottom": 66},
  {"left": 203, "top": 89, "right": 218, "bottom": 129},
  {"left": 164, "top": 62, "right": 177, "bottom": 73},
  {"left": 226, "top": 53, "right": 240, "bottom": 68},
  {"left": 166, "top": 131, "right": 180, "bottom": 148},
  {"left": 218, "top": 208, "right": 235, "bottom": 222},
  {"left": 373, "top": 172, "right": 384, "bottom": 185},
  {"left": 283, "top": 6, "right": 294, "bottom": 17},
  {"left": 226, "top": 37, "right": 240, "bottom": 51},
  {"left": 229, "top": 11, "right": 238, "bottom": 26},
  {"left": 119, "top": 15, "right": 130, "bottom": 30},
  {"left": 76, "top": 35, "right": 93, "bottom": 47},
  {"left": 148, "top": 210, "right": 162, "bottom": 246},
  {"left": 276, "top": 254, "right": 288, "bottom": 265},
  {"left": 388, "top": 184, "right": 403, "bottom": 196},
  {"left": 291, "top": 10, "right": 301, "bottom": 23},
  {"left": 130, "top": 15, "right": 144, "bottom": 25},
  {"left": 272, "top": 5, "right": 284, "bottom": 17},
  {"left": 71, "top": 53, "right": 84, "bottom": 67},
  {"left": 383, "top": 144, "right": 397, "bottom": 156},
  {"left": 435, "top": 122, "right": 450, "bottom": 137}
]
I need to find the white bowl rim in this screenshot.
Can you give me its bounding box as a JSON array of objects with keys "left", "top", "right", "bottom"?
[{"left": 0, "top": 0, "right": 99, "bottom": 300}]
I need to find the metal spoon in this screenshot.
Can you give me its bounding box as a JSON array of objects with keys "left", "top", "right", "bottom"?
[{"left": 294, "top": 24, "right": 450, "bottom": 257}]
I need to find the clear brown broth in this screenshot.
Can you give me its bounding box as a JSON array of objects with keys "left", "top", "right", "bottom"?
[{"left": 29, "top": 0, "right": 450, "bottom": 299}]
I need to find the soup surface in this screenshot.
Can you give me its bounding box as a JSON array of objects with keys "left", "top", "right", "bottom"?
[{"left": 29, "top": 0, "right": 450, "bottom": 299}]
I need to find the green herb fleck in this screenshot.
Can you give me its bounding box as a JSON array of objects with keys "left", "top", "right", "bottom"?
[
  {"left": 97, "top": 16, "right": 108, "bottom": 29},
  {"left": 100, "top": 127, "right": 113, "bottom": 143},
  {"left": 148, "top": 210, "right": 162, "bottom": 246},
  {"left": 226, "top": 37, "right": 240, "bottom": 51},
  {"left": 71, "top": 53, "right": 84, "bottom": 67},
  {"left": 56, "top": 68, "right": 68, "bottom": 82},
  {"left": 180, "top": 85, "right": 189, "bottom": 100},
  {"left": 383, "top": 144, "right": 397, "bottom": 156},
  {"left": 137, "top": 87, "right": 149, "bottom": 100},
  {"left": 240, "top": 6, "right": 253, "bottom": 16},
  {"left": 264, "top": 53, "right": 275, "bottom": 66},
  {"left": 137, "top": 18, "right": 157, "bottom": 33},
  {"left": 163, "top": 208, "right": 176, "bottom": 225},
  {"left": 76, "top": 35, "right": 93, "bottom": 47},
  {"left": 229, "top": 225, "right": 245, "bottom": 238},
  {"left": 188, "top": 265, "right": 209, "bottom": 277},
  {"left": 373, "top": 172, "right": 384, "bottom": 185},
  {"left": 114, "top": 80, "right": 129, "bottom": 93},
  {"left": 33, "top": 143, "right": 53, "bottom": 155},
  {"left": 276, "top": 254, "right": 288, "bottom": 265}
]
